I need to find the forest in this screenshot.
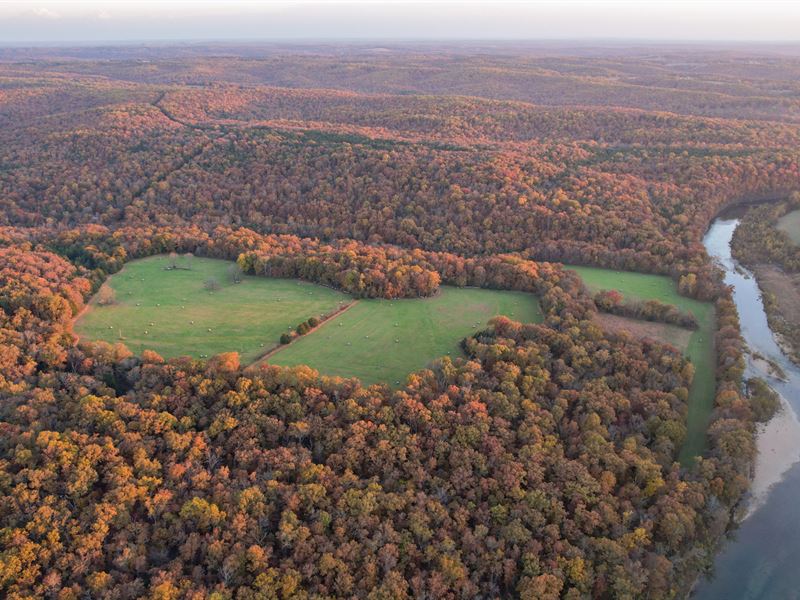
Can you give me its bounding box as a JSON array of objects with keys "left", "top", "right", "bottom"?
[{"left": 0, "top": 44, "right": 796, "bottom": 598}]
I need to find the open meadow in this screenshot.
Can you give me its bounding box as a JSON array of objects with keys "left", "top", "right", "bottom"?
[
  {"left": 268, "top": 287, "right": 543, "bottom": 386},
  {"left": 76, "top": 255, "right": 544, "bottom": 386},
  {"left": 567, "top": 265, "right": 715, "bottom": 462},
  {"left": 74, "top": 255, "right": 350, "bottom": 363},
  {"left": 75, "top": 256, "right": 712, "bottom": 459}
]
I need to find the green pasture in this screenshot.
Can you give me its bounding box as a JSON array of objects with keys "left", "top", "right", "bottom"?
[
  {"left": 74, "top": 255, "right": 349, "bottom": 363},
  {"left": 77, "top": 255, "right": 713, "bottom": 463},
  {"left": 567, "top": 265, "right": 716, "bottom": 464},
  {"left": 76, "top": 256, "right": 542, "bottom": 387},
  {"left": 269, "top": 287, "right": 543, "bottom": 386}
]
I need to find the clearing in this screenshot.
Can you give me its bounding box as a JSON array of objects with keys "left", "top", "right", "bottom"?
[
  {"left": 74, "top": 255, "right": 349, "bottom": 363},
  {"left": 777, "top": 209, "right": 800, "bottom": 245},
  {"left": 268, "top": 287, "right": 543, "bottom": 386},
  {"left": 594, "top": 313, "right": 693, "bottom": 352},
  {"left": 77, "top": 255, "right": 709, "bottom": 459},
  {"left": 76, "top": 255, "right": 543, "bottom": 386},
  {"left": 567, "top": 265, "right": 716, "bottom": 464}
]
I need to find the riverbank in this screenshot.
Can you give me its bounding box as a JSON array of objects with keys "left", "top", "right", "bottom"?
[
  {"left": 694, "top": 216, "right": 800, "bottom": 598},
  {"left": 751, "top": 264, "right": 800, "bottom": 365},
  {"left": 728, "top": 198, "right": 800, "bottom": 366},
  {"left": 746, "top": 392, "right": 800, "bottom": 517}
]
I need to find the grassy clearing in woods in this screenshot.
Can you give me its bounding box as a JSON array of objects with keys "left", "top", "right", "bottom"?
[
  {"left": 567, "top": 265, "right": 716, "bottom": 463},
  {"left": 74, "top": 255, "right": 349, "bottom": 363},
  {"left": 268, "top": 287, "right": 543, "bottom": 386},
  {"left": 76, "top": 255, "right": 544, "bottom": 388}
]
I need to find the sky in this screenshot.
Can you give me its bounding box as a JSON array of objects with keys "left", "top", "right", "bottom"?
[{"left": 0, "top": 0, "right": 798, "bottom": 44}]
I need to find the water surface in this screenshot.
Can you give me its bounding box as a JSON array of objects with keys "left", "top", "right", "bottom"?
[{"left": 695, "top": 218, "right": 800, "bottom": 599}]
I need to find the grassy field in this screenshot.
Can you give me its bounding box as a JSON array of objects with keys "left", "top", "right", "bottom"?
[
  {"left": 567, "top": 265, "right": 716, "bottom": 464},
  {"left": 74, "top": 255, "right": 349, "bottom": 363},
  {"left": 269, "top": 287, "right": 543, "bottom": 386},
  {"left": 777, "top": 209, "right": 800, "bottom": 245},
  {"left": 78, "top": 255, "right": 711, "bottom": 460},
  {"left": 594, "top": 313, "right": 694, "bottom": 352}
]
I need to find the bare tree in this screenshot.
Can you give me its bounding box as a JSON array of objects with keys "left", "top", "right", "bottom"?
[
  {"left": 204, "top": 277, "right": 220, "bottom": 292},
  {"left": 96, "top": 285, "right": 116, "bottom": 306},
  {"left": 168, "top": 251, "right": 178, "bottom": 269},
  {"left": 227, "top": 263, "right": 243, "bottom": 284}
]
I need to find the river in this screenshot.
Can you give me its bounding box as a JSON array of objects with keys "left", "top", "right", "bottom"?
[{"left": 694, "top": 217, "right": 800, "bottom": 598}]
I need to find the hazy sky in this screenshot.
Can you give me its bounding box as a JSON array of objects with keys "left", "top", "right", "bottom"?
[{"left": 0, "top": 0, "right": 798, "bottom": 44}]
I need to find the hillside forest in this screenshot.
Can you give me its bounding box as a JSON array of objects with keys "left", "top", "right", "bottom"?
[{"left": 0, "top": 44, "right": 797, "bottom": 598}]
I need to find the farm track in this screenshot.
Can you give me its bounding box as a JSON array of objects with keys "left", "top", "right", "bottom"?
[{"left": 248, "top": 299, "right": 359, "bottom": 368}]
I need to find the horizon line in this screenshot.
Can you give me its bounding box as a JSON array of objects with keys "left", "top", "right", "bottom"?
[{"left": 2, "top": 37, "right": 800, "bottom": 48}]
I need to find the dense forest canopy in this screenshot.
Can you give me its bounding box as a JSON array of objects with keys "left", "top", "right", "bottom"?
[{"left": 0, "top": 43, "right": 794, "bottom": 598}]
